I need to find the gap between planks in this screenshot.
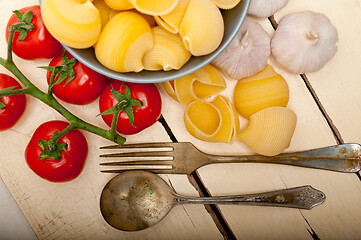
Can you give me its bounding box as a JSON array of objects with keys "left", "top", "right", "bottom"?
[
  {"left": 158, "top": 116, "right": 237, "bottom": 240},
  {"left": 268, "top": 16, "right": 361, "bottom": 181},
  {"left": 157, "top": 14, "right": 361, "bottom": 239},
  {"left": 268, "top": 15, "right": 361, "bottom": 238}
]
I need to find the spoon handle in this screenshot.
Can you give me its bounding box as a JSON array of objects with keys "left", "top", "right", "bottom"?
[{"left": 174, "top": 185, "right": 325, "bottom": 210}]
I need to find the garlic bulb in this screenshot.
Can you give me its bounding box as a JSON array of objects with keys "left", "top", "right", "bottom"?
[
  {"left": 212, "top": 17, "right": 270, "bottom": 79},
  {"left": 248, "top": 0, "right": 289, "bottom": 18},
  {"left": 271, "top": 11, "right": 338, "bottom": 74}
]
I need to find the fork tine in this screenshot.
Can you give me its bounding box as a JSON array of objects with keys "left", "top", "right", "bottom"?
[
  {"left": 100, "top": 160, "right": 173, "bottom": 165},
  {"left": 101, "top": 169, "right": 173, "bottom": 174},
  {"left": 99, "top": 152, "right": 173, "bottom": 160},
  {"left": 100, "top": 164, "right": 173, "bottom": 171},
  {"left": 100, "top": 142, "right": 175, "bottom": 149}
]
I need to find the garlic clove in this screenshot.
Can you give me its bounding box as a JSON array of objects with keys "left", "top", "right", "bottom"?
[
  {"left": 271, "top": 11, "right": 338, "bottom": 74},
  {"left": 248, "top": 0, "right": 289, "bottom": 18},
  {"left": 212, "top": 17, "right": 270, "bottom": 80}
]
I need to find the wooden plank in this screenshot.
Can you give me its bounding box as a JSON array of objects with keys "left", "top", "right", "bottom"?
[
  {"left": 274, "top": 0, "right": 361, "bottom": 143},
  {"left": 0, "top": 1, "right": 223, "bottom": 239},
  {"left": 160, "top": 10, "right": 361, "bottom": 240}
]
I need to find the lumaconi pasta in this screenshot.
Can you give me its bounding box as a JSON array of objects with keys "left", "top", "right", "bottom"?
[
  {"left": 93, "top": 0, "right": 119, "bottom": 28},
  {"left": 211, "top": 96, "right": 240, "bottom": 143},
  {"left": 174, "top": 73, "right": 199, "bottom": 105},
  {"left": 94, "top": 11, "right": 153, "bottom": 72},
  {"left": 128, "top": 9, "right": 156, "bottom": 27},
  {"left": 154, "top": 0, "right": 191, "bottom": 34},
  {"left": 184, "top": 100, "right": 220, "bottom": 142},
  {"left": 127, "top": 0, "right": 179, "bottom": 15},
  {"left": 211, "top": 0, "right": 241, "bottom": 9},
  {"left": 193, "top": 64, "right": 227, "bottom": 99},
  {"left": 104, "top": 0, "right": 134, "bottom": 10},
  {"left": 234, "top": 65, "right": 289, "bottom": 118},
  {"left": 179, "top": 0, "right": 224, "bottom": 56},
  {"left": 41, "top": 0, "right": 102, "bottom": 49},
  {"left": 184, "top": 96, "right": 239, "bottom": 143},
  {"left": 143, "top": 27, "right": 191, "bottom": 71},
  {"left": 238, "top": 107, "right": 297, "bottom": 156},
  {"left": 162, "top": 64, "right": 226, "bottom": 105}
]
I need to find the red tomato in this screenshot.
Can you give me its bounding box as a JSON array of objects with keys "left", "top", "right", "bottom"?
[
  {"left": 46, "top": 52, "right": 108, "bottom": 105},
  {"left": 0, "top": 74, "right": 26, "bottom": 130},
  {"left": 99, "top": 81, "right": 162, "bottom": 135},
  {"left": 6, "top": 5, "right": 63, "bottom": 60},
  {"left": 25, "top": 120, "right": 88, "bottom": 182}
]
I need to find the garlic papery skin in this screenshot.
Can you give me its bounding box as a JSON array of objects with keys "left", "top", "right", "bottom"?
[
  {"left": 248, "top": 0, "right": 289, "bottom": 18},
  {"left": 271, "top": 11, "right": 338, "bottom": 74},
  {"left": 212, "top": 17, "right": 270, "bottom": 80}
]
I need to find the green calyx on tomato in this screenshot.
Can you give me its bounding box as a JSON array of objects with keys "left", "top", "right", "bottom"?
[
  {"left": 99, "top": 84, "right": 143, "bottom": 127},
  {"left": 9, "top": 10, "right": 34, "bottom": 41},
  {"left": 6, "top": 5, "right": 63, "bottom": 60},
  {"left": 25, "top": 121, "right": 88, "bottom": 182},
  {"left": 0, "top": 86, "right": 17, "bottom": 109},
  {"left": 38, "top": 132, "right": 68, "bottom": 161},
  {"left": 41, "top": 51, "right": 77, "bottom": 90}
]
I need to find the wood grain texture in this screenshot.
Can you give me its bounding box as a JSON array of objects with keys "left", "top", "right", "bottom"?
[
  {"left": 0, "top": 1, "right": 223, "bottom": 239},
  {"left": 160, "top": 3, "right": 361, "bottom": 240}
]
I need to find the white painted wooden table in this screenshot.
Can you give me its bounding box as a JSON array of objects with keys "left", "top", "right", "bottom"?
[{"left": 1, "top": 0, "right": 361, "bottom": 239}]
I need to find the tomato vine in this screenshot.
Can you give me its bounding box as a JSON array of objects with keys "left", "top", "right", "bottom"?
[{"left": 0, "top": 10, "right": 126, "bottom": 153}]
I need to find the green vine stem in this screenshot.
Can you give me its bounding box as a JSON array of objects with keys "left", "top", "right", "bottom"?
[{"left": 0, "top": 24, "right": 126, "bottom": 148}]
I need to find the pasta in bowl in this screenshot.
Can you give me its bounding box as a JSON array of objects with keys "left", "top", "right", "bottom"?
[{"left": 39, "top": 0, "right": 250, "bottom": 83}]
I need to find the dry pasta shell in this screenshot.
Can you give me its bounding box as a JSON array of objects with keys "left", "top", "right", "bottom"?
[
  {"left": 179, "top": 0, "right": 224, "bottom": 56},
  {"left": 211, "top": 0, "right": 241, "bottom": 9},
  {"left": 94, "top": 11, "right": 153, "bottom": 72},
  {"left": 174, "top": 73, "right": 198, "bottom": 105},
  {"left": 154, "top": 0, "right": 191, "bottom": 34},
  {"left": 238, "top": 107, "right": 297, "bottom": 156},
  {"left": 93, "top": 0, "right": 120, "bottom": 28},
  {"left": 143, "top": 26, "right": 191, "bottom": 71},
  {"left": 193, "top": 64, "right": 226, "bottom": 99},
  {"left": 162, "top": 64, "right": 226, "bottom": 105},
  {"left": 184, "top": 96, "right": 239, "bottom": 143},
  {"left": 234, "top": 65, "right": 289, "bottom": 119},
  {"left": 162, "top": 81, "right": 178, "bottom": 101},
  {"left": 127, "top": 0, "right": 179, "bottom": 15},
  {"left": 104, "top": 0, "right": 134, "bottom": 10},
  {"left": 41, "top": 0, "right": 102, "bottom": 49}
]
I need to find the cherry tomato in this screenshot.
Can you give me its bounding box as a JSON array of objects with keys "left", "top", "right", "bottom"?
[
  {"left": 0, "top": 74, "right": 26, "bottom": 130},
  {"left": 46, "top": 52, "right": 108, "bottom": 105},
  {"left": 25, "top": 120, "right": 88, "bottom": 182},
  {"left": 99, "top": 81, "right": 162, "bottom": 135},
  {"left": 6, "top": 5, "right": 63, "bottom": 60}
]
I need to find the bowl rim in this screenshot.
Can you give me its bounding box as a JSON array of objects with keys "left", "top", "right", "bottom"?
[{"left": 39, "top": 0, "right": 250, "bottom": 83}]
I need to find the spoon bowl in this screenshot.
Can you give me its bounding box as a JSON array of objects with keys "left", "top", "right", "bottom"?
[
  {"left": 100, "top": 171, "right": 173, "bottom": 231},
  {"left": 100, "top": 171, "right": 325, "bottom": 231}
]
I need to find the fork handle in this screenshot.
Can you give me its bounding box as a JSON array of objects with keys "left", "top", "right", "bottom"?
[
  {"left": 174, "top": 185, "right": 325, "bottom": 210},
  {"left": 206, "top": 143, "right": 361, "bottom": 173}
]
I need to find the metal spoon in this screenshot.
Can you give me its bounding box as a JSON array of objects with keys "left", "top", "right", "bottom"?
[{"left": 100, "top": 171, "right": 325, "bottom": 231}]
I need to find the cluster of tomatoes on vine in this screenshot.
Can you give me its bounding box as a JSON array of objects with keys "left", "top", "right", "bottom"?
[{"left": 0, "top": 5, "right": 162, "bottom": 182}]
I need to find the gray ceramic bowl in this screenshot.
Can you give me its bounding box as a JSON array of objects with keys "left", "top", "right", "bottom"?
[{"left": 39, "top": 0, "right": 250, "bottom": 83}]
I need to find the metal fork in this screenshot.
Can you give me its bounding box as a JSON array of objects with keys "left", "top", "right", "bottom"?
[{"left": 99, "top": 142, "right": 361, "bottom": 174}]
